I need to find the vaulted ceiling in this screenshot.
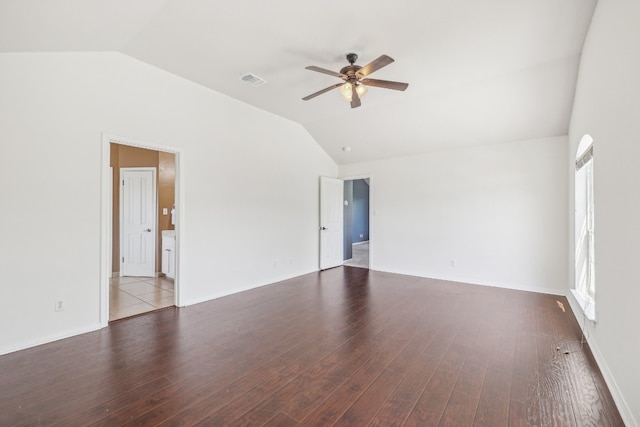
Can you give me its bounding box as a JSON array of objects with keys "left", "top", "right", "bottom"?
[{"left": 0, "top": 0, "right": 597, "bottom": 164}]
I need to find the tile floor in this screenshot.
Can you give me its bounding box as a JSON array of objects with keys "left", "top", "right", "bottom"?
[{"left": 109, "top": 276, "right": 175, "bottom": 321}]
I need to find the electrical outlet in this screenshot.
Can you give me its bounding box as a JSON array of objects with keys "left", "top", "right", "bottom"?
[{"left": 55, "top": 300, "right": 65, "bottom": 312}]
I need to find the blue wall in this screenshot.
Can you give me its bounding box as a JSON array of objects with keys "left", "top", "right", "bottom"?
[
  {"left": 343, "top": 180, "right": 353, "bottom": 260},
  {"left": 352, "top": 179, "right": 369, "bottom": 243}
]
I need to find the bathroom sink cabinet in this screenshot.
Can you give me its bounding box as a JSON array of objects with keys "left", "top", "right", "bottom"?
[{"left": 161, "top": 231, "right": 175, "bottom": 279}]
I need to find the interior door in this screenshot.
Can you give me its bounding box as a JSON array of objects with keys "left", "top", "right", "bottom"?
[
  {"left": 320, "top": 176, "right": 344, "bottom": 270},
  {"left": 121, "top": 168, "right": 156, "bottom": 277}
]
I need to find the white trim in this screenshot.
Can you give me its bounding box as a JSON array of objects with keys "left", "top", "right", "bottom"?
[
  {"left": 180, "top": 268, "right": 318, "bottom": 307},
  {"left": 340, "top": 174, "right": 372, "bottom": 181},
  {"left": 352, "top": 240, "right": 369, "bottom": 246},
  {"left": 566, "top": 292, "right": 637, "bottom": 427},
  {"left": 0, "top": 323, "right": 102, "bottom": 356},
  {"left": 108, "top": 167, "right": 113, "bottom": 279},
  {"left": 569, "top": 288, "right": 596, "bottom": 322},
  {"left": 100, "top": 137, "right": 111, "bottom": 326},
  {"left": 371, "top": 266, "right": 567, "bottom": 296},
  {"left": 100, "top": 133, "right": 185, "bottom": 328}
]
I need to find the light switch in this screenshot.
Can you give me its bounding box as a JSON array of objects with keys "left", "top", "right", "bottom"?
[{"left": 162, "top": 208, "right": 168, "bottom": 215}]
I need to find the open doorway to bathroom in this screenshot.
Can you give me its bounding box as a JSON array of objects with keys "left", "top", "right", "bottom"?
[
  {"left": 108, "top": 142, "right": 177, "bottom": 321},
  {"left": 343, "top": 178, "right": 370, "bottom": 268}
]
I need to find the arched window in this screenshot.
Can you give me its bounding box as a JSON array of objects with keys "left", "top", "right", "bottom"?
[{"left": 574, "top": 134, "right": 595, "bottom": 320}]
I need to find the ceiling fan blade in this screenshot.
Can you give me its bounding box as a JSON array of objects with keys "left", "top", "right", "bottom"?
[
  {"left": 361, "top": 78, "right": 409, "bottom": 91},
  {"left": 350, "top": 83, "right": 361, "bottom": 108},
  {"left": 305, "top": 66, "right": 346, "bottom": 79},
  {"left": 356, "top": 55, "right": 394, "bottom": 78},
  {"left": 302, "top": 82, "right": 344, "bottom": 101}
]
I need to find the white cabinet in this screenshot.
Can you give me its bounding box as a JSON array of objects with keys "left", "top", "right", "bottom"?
[{"left": 161, "top": 230, "right": 176, "bottom": 279}]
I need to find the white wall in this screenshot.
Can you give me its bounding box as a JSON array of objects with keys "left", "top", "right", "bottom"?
[
  {"left": 568, "top": 1, "right": 640, "bottom": 425},
  {"left": 0, "top": 52, "right": 337, "bottom": 355},
  {"left": 340, "top": 136, "right": 568, "bottom": 294}
]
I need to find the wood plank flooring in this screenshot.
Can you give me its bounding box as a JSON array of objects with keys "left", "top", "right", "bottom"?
[{"left": 0, "top": 267, "right": 624, "bottom": 426}]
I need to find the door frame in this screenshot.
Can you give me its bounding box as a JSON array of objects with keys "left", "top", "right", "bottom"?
[
  {"left": 340, "top": 174, "right": 373, "bottom": 269},
  {"left": 100, "top": 133, "right": 184, "bottom": 327},
  {"left": 119, "top": 167, "right": 157, "bottom": 277}
]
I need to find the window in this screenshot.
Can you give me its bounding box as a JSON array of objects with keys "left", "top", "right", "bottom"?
[{"left": 573, "top": 134, "right": 595, "bottom": 320}]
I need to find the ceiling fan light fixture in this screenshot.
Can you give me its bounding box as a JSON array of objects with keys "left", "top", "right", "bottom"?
[
  {"left": 340, "top": 83, "right": 368, "bottom": 101},
  {"left": 302, "top": 53, "right": 407, "bottom": 108}
]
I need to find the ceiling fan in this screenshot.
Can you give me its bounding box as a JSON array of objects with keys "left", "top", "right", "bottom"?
[{"left": 302, "top": 53, "right": 409, "bottom": 108}]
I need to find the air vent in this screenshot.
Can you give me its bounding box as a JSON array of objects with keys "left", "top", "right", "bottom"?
[{"left": 240, "top": 73, "right": 266, "bottom": 87}]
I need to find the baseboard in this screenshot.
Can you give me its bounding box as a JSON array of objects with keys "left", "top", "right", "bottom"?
[
  {"left": 371, "top": 266, "right": 565, "bottom": 296},
  {"left": 0, "top": 323, "right": 103, "bottom": 356},
  {"left": 566, "top": 292, "right": 638, "bottom": 427},
  {"left": 180, "top": 268, "right": 320, "bottom": 307},
  {"left": 2, "top": 269, "right": 317, "bottom": 355}
]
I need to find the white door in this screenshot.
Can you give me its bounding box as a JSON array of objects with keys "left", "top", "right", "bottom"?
[
  {"left": 320, "top": 176, "right": 344, "bottom": 270},
  {"left": 121, "top": 168, "right": 156, "bottom": 277}
]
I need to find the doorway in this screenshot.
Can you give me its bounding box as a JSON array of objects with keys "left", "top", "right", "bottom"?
[
  {"left": 100, "top": 135, "right": 181, "bottom": 325},
  {"left": 343, "top": 178, "right": 370, "bottom": 268}
]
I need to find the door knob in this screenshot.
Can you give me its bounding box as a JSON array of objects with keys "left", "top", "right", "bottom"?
[
  {"left": 320, "top": 226, "right": 327, "bottom": 230},
  {"left": 144, "top": 228, "right": 152, "bottom": 232}
]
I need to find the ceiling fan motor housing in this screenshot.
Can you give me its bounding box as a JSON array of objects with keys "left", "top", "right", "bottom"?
[
  {"left": 340, "top": 65, "right": 362, "bottom": 79},
  {"left": 341, "top": 53, "right": 362, "bottom": 81}
]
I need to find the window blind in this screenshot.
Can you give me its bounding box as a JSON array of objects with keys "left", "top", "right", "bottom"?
[{"left": 576, "top": 145, "right": 593, "bottom": 170}]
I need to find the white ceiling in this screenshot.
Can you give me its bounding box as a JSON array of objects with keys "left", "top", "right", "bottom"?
[{"left": 0, "top": 0, "right": 597, "bottom": 164}]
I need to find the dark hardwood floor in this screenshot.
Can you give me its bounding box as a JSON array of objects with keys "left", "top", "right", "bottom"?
[{"left": 0, "top": 267, "right": 624, "bottom": 426}]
